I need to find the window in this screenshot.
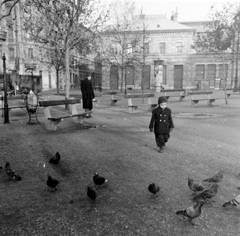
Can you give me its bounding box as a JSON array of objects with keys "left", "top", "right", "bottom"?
[
  {"left": 176, "top": 42, "right": 183, "bottom": 54},
  {"left": 159, "top": 42, "right": 166, "bottom": 54},
  {"left": 126, "top": 43, "right": 133, "bottom": 54},
  {"left": 219, "top": 64, "right": 228, "bottom": 79},
  {"left": 28, "top": 48, "right": 33, "bottom": 59},
  {"left": 9, "top": 48, "right": 15, "bottom": 60},
  {"left": 39, "top": 48, "right": 43, "bottom": 60},
  {"left": 196, "top": 64, "right": 205, "bottom": 80},
  {"left": 110, "top": 44, "right": 118, "bottom": 55},
  {"left": 8, "top": 25, "right": 14, "bottom": 41},
  {"left": 144, "top": 42, "right": 149, "bottom": 54}
]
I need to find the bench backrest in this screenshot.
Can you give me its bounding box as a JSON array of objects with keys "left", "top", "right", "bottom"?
[
  {"left": 39, "top": 98, "right": 81, "bottom": 107},
  {"left": 0, "top": 95, "right": 24, "bottom": 100},
  {"left": 188, "top": 91, "right": 213, "bottom": 95},
  {"left": 161, "top": 89, "right": 185, "bottom": 93},
  {"left": 104, "top": 91, "right": 117, "bottom": 95},
  {"left": 124, "top": 93, "right": 155, "bottom": 99}
]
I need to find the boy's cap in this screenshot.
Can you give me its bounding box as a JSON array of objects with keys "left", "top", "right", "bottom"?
[{"left": 158, "top": 96, "right": 167, "bottom": 104}]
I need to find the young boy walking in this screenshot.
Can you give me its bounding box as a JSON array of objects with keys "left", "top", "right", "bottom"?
[{"left": 149, "top": 96, "right": 174, "bottom": 153}]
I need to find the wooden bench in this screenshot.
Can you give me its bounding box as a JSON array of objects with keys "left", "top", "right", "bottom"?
[
  {"left": 188, "top": 91, "right": 218, "bottom": 107},
  {"left": 124, "top": 93, "right": 157, "bottom": 113},
  {"left": 0, "top": 95, "right": 26, "bottom": 117},
  {"left": 226, "top": 88, "right": 240, "bottom": 97},
  {"left": 102, "top": 91, "right": 121, "bottom": 105},
  {"left": 38, "top": 99, "right": 92, "bottom": 131},
  {"left": 161, "top": 89, "right": 186, "bottom": 101}
]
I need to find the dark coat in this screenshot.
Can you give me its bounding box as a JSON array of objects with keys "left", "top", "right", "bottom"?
[
  {"left": 149, "top": 106, "right": 174, "bottom": 134},
  {"left": 80, "top": 78, "right": 95, "bottom": 110}
]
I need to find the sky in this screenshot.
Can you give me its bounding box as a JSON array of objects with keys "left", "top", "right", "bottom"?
[{"left": 102, "top": 0, "right": 240, "bottom": 22}]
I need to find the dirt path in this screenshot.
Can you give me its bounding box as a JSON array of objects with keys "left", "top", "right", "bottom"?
[{"left": 0, "top": 94, "right": 240, "bottom": 236}]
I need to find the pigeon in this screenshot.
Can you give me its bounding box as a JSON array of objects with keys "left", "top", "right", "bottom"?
[
  {"left": 176, "top": 199, "right": 205, "bottom": 225},
  {"left": 49, "top": 152, "right": 61, "bottom": 164},
  {"left": 47, "top": 175, "right": 59, "bottom": 191},
  {"left": 202, "top": 171, "right": 224, "bottom": 183},
  {"left": 5, "top": 162, "right": 22, "bottom": 181},
  {"left": 87, "top": 186, "right": 97, "bottom": 201},
  {"left": 148, "top": 182, "right": 160, "bottom": 194},
  {"left": 222, "top": 194, "right": 240, "bottom": 207},
  {"left": 188, "top": 177, "right": 205, "bottom": 193},
  {"left": 193, "top": 183, "right": 218, "bottom": 203},
  {"left": 93, "top": 172, "right": 108, "bottom": 186}
]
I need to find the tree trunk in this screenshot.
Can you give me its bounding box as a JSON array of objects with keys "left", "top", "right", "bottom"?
[
  {"left": 65, "top": 42, "right": 70, "bottom": 109},
  {"left": 56, "top": 69, "right": 59, "bottom": 95},
  {"left": 120, "top": 68, "right": 123, "bottom": 92},
  {"left": 222, "top": 52, "right": 228, "bottom": 105}
]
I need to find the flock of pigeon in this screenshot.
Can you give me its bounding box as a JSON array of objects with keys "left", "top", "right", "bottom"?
[{"left": 2, "top": 154, "right": 240, "bottom": 226}]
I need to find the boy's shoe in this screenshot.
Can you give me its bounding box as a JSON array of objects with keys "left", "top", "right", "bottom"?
[{"left": 159, "top": 147, "right": 164, "bottom": 153}]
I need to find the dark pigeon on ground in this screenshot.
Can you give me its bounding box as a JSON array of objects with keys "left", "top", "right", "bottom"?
[
  {"left": 87, "top": 186, "right": 97, "bottom": 201},
  {"left": 193, "top": 183, "right": 218, "bottom": 203},
  {"left": 93, "top": 172, "right": 108, "bottom": 186},
  {"left": 176, "top": 199, "right": 205, "bottom": 225},
  {"left": 148, "top": 182, "right": 160, "bottom": 194},
  {"left": 5, "top": 161, "right": 22, "bottom": 181},
  {"left": 202, "top": 171, "right": 224, "bottom": 183},
  {"left": 188, "top": 177, "right": 205, "bottom": 193},
  {"left": 47, "top": 175, "right": 59, "bottom": 191},
  {"left": 49, "top": 152, "right": 61, "bottom": 164},
  {"left": 222, "top": 194, "right": 240, "bottom": 207}
]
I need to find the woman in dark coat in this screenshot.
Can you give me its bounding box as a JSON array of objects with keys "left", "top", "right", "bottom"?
[
  {"left": 149, "top": 96, "right": 174, "bottom": 153},
  {"left": 81, "top": 75, "right": 95, "bottom": 117}
]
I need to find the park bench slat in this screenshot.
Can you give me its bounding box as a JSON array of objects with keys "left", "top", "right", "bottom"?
[
  {"left": 188, "top": 90, "right": 217, "bottom": 107},
  {"left": 39, "top": 98, "right": 90, "bottom": 130},
  {"left": 39, "top": 99, "right": 81, "bottom": 107},
  {"left": 124, "top": 93, "right": 156, "bottom": 113},
  {"left": 124, "top": 93, "right": 155, "bottom": 99}
]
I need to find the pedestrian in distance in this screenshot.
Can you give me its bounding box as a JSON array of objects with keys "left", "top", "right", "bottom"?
[
  {"left": 80, "top": 74, "right": 95, "bottom": 118},
  {"left": 149, "top": 96, "right": 174, "bottom": 153}
]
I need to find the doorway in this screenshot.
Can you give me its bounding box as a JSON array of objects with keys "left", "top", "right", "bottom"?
[{"left": 173, "top": 65, "right": 183, "bottom": 89}]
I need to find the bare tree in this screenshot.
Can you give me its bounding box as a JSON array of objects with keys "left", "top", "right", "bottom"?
[
  {"left": 0, "top": 0, "right": 20, "bottom": 21},
  {"left": 97, "top": 0, "right": 144, "bottom": 93},
  {"left": 22, "top": 0, "right": 108, "bottom": 100},
  {"left": 38, "top": 46, "right": 65, "bottom": 95},
  {"left": 193, "top": 3, "right": 237, "bottom": 105}
]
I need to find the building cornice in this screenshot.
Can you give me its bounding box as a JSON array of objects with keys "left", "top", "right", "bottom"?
[{"left": 101, "top": 28, "right": 195, "bottom": 36}]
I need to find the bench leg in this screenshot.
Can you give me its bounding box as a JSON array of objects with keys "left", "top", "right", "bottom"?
[
  {"left": 111, "top": 100, "right": 117, "bottom": 106},
  {"left": 207, "top": 100, "right": 215, "bottom": 106},
  {"left": 179, "top": 96, "right": 185, "bottom": 102},
  {"left": 128, "top": 107, "right": 134, "bottom": 113},
  {"left": 72, "top": 116, "right": 83, "bottom": 124},
  {"left": 191, "top": 101, "right": 198, "bottom": 107},
  {"left": 45, "top": 120, "right": 62, "bottom": 131}
]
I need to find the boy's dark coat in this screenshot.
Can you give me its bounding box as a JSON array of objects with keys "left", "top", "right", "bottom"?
[
  {"left": 149, "top": 106, "right": 174, "bottom": 134},
  {"left": 81, "top": 78, "right": 95, "bottom": 110}
]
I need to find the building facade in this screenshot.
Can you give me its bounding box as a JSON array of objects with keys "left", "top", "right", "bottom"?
[
  {"left": 101, "top": 13, "right": 234, "bottom": 90},
  {"left": 0, "top": 1, "right": 101, "bottom": 92}
]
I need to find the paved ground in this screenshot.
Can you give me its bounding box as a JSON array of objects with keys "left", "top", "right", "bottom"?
[{"left": 0, "top": 89, "right": 240, "bottom": 236}]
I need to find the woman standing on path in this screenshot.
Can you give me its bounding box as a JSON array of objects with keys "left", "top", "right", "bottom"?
[{"left": 80, "top": 75, "right": 95, "bottom": 118}]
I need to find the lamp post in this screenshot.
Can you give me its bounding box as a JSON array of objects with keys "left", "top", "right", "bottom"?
[
  {"left": 2, "top": 53, "right": 9, "bottom": 123},
  {"left": 0, "top": 28, "right": 9, "bottom": 123}
]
